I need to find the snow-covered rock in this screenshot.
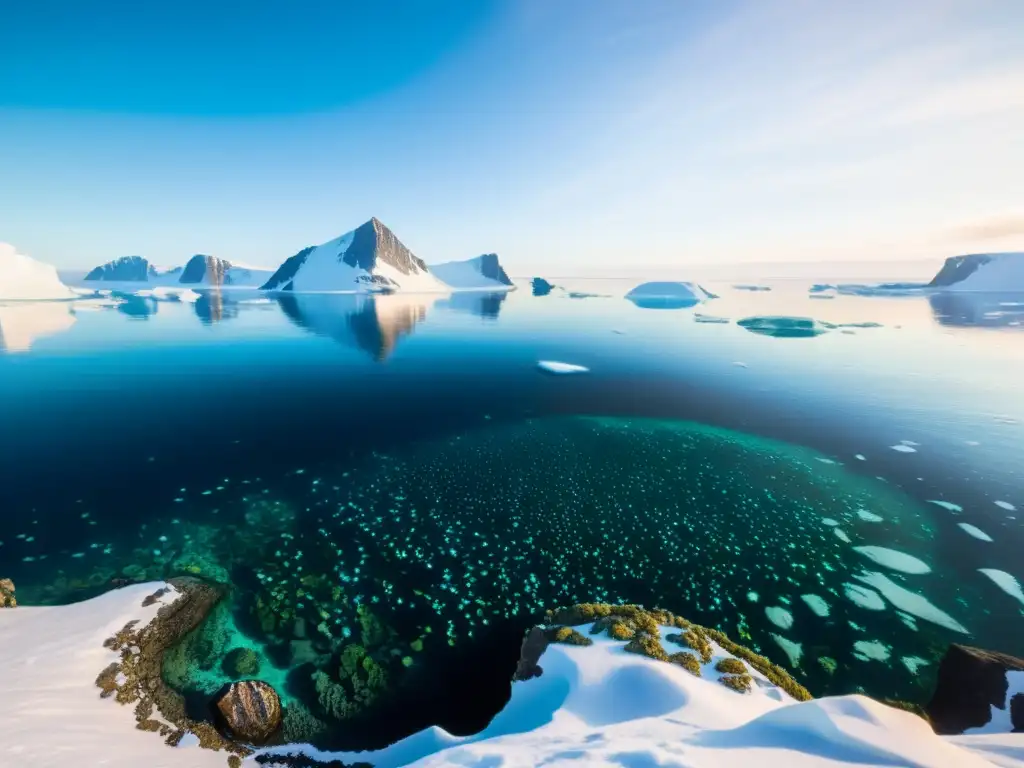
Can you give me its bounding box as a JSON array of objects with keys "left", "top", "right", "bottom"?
[
  {"left": 178, "top": 254, "right": 272, "bottom": 287},
  {"left": 430, "top": 253, "right": 515, "bottom": 291},
  {"left": 0, "top": 243, "right": 77, "bottom": 300},
  {"left": 84, "top": 255, "right": 158, "bottom": 282},
  {"left": 929, "top": 253, "right": 1024, "bottom": 292},
  {"left": 264, "top": 607, "right": 1021, "bottom": 768},
  {"left": 261, "top": 218, "right": 449, "bottom": 294}
]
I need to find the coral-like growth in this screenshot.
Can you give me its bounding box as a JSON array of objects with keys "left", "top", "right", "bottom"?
[
  {"left": 222, "top": 647, "right": 261, "bottom": 678},
  {"left": 668, "top": 651, "right": 701, "bottom": 676},
  {"left": 624, "top": 633, "right": 669, "bottom": 662},
  {"left": 608, "top": 622, "right": 635, "bottom": 641},
  {"left": 548, "top": 626, "right": 594, "bottom": 646},
  {"left": 0, "top": 578, "right": 16, "bottom": 608},
  {"left": 703, "top": 627, "right": 812, "bottom": 701},
  {"left": 667, "top": 629, "right": 713, "bottom": 664},
  {"left": 714, "top": 657, "right": 747, "bottom": 675},
  {"left": 719, "top": 673, "right": 753, "bottom": 693}
]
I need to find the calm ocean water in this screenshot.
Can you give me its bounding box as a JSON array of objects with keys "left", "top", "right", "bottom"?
[{"left": 1, "top": 278, "right": 1021, "bottom": 747}]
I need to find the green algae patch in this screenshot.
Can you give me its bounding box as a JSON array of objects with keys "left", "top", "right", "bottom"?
[
  {"left": 714, "top": 657, "right": 747, "bottom": 675},
  {"left": 669, "top": 652, "right": 702, "bottom": 676},
  {"left": 720, "top": 673, "right": 754, "bottom": 693},
  {"left": 547, "top": 626, "right": 594, "bottom": 647}
]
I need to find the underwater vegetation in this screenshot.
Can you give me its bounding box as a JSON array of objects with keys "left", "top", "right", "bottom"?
[{"left": 14, "top": 415, "right": 991, "bottom": 747}]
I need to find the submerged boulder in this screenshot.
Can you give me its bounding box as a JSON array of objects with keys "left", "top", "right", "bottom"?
[
  {"left": 0, "top": 578, "right": 15, "bottom": 608},
  {"left": 214, "top": 680, "right": 282, "bottom": 745},
  {"left": 222, "top": 647, "right": 261, "bottom": 679},
  {"left": 926, "top": 644, "right": 1024, "bottom": 734}
]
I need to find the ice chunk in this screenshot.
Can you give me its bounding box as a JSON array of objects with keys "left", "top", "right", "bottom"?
[
  {"left": 927, "top": 500, "right": 962, "bottom": 513},
  {"left": 537, "top": 361, "right": 589, "bottom": 375},
  {"left": 765, "top": 606, "right": 794, "bottom": 630},
  {"left": 737, "top": 315, "right": 829, "bottom": 338},
  {"left": 901, "top": 656, "right": 929, "bottom": 675},
  {"left": 843, "top": 583, "right": 886, "bottom": 611},
  {"left": 978, "top": 569, "right": 1024, "bottom": 606},
  {"left": 853, "top": 640, "right": 891, "bottom": 662},
  {"left": 854, "top": 571, "right": 968, "bottom": 633},
  {"left": 957, "top": 523, "right": 993, "bottom": 542},
  {"left": 853, "top": 546, "right": 930, "bottom": 574},
  {"left": 801, "top": 594, "right": 830, "bottom": 618},
  {"left": 995, "top": 500, "right": 1017, "bottom": 512},
  {"left": 833, "top": 528, "right": 851, "bottom": 543},
  {"left": 771, "top": 633, "right": 803, "bottom": 667},
  {"left": 890, "top": 444, "right": 916, "bottom": 453},
  {"left": 855, "top": 509, "right": 883, "bottom": 523}
]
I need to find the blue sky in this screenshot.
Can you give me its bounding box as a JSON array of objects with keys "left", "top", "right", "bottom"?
[{"left": 1, "top": 0, "right": 1023, "bottom": 274}]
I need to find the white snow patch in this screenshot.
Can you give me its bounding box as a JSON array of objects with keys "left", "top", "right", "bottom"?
[
  {"left": 801, "top": 594, "right": 830, "bottom": 618},
  {"left": 854, "top": 571, "right": 969, "bottom": 633},
  {"left": 537, "top": 361, "right": 589, "bottom": 375},
  {"left": 958, "top": 523, "right": 994, "bottom": 542},
  {"left": 765, "top": 606, "right": 794, "bottom": 630},
  {"left": 978, "top": 569, "right": 1024, "bottom": 606},
  {"left": 0, "top": 582, "right": 226, "bottom": 767},
  {"left": 853, "top": 546, "right": 931, "bottom": 574}
]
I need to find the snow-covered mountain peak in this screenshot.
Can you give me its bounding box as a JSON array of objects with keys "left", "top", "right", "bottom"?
[{"left": 260, "top": 219, "right": 447, "bottom": 293}]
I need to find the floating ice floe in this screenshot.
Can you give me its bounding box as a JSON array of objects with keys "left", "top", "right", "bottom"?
[
  {"left": 853, "top": 546, "right": 931, "bottom": 575},
  {"left": 995, "top": 500, "right": 1017, "bottom": 512},
  {"left": 897, "top": 611, "right": 919, "bottom": 631},
  {"left": 821, "top": 517, "right": 839, "bottom": 527},
  {"left": 978, "top": 569, "right": 1024, "bottom": 606},
  {"left": 853, "top": 640, "right": 891, "bottom": 663},
  {"left": 801, "top": 594, "right": 830, "bottom": 618},
  {"left": 854, "top": 454, "right": 866, "bottom": 461},
  {"left": 733, "top": 361, "right": 748, "bottom": 368},
  {"left": 901, "top": 656, "right": 930, "bottom": 675},
  {"left": 694, "top": 313, "right": 730, "bottom": 324},
  {"left": 771, "top": 633, "right": 803, "bottom": 667},
  {"left": 765, "top": 606, "right": 794, "bottom": 630},
  {"left": 957, "top": 523, "right": 993, "bottom": 542},
  {"left": 536, "top": 361, "right": 589, "bottom": 375},
  {"left": 737, "top": 315, "right": 829, "bottom": 338},
  {"left": 833, "top": 528, "right": 851, "bottom": 543},
  {"left": 817, "top": 458, "right": 837, "bottom": 465},
  {"left": 746, "top": 591, "right": 759, "bottom": 602},
  {"left": 843, "top": 583, "right": 887, "bottom": 611},
  {"left": 854, "top": 571, "right": 968, "bottom": 634},
  {"left": 927, "top": 500, "right": 963, "bottom": 513},
  {"left": 856, "top": 509, "right": 884, "bottom": 523},
  {"left": 890, "top": 444, "right": 917, "bottom": 453}
]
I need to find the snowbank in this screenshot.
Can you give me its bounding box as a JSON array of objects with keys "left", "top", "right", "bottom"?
[
  {"left": 0, "top": 243, "right": 77, "bottom": 301},
  {"left": 264, "top": 616, "right": 1019, "bottom": 768},
  {"left": 0, "top": 582, "right": 225, "bottom": 767}
]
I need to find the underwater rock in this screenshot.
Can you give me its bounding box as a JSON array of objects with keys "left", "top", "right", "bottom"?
[
  {"left": 926, "top": 644, "right": 1024, "bottom": 734},
  {"left": 513, "top": 626, "right": 549, "bottom": 682},
  {"left": 222, "top": 647, "right": 262, "bottom": 678},
  {"left": 214, "top": 680, "right": 283, "bottom": 745},
  {"left": 0, "top": 578, "right": 15, "bottom": 608}
]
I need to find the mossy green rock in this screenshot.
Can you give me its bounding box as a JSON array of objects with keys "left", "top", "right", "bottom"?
[{"left": 222, "top": 647, "right": 261, "bottom": 678}]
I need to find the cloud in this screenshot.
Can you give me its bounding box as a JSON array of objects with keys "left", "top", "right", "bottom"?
[{"left": 950, "top": 214, "right": 1024, "bottom": 241}]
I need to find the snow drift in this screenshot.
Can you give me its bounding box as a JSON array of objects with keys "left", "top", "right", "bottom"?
[{"left": 0, "top": 243, "right": 77, "bottom": 301}]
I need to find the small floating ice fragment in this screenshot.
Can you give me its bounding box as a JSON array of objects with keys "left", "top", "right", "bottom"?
[
  {"left": 854, "top": 571, "right": 968, "bottom": 633},
  {"left": 995, "top": 500, "right": 1017, "bottom": 512},
  {"left": 927, "top": 500, "right": 962, "bottom": 513},
  {"left": 694, "top": 313, "right": 730, "bottom": 324},
  {"left": 765, "top": 606, "right": 794, "bottom": 630},
  {"left": 957, "top": 523, "right": 993, "bottom": 542},
  {"left": 732, "top": 361, "right": 748, "bottom": 368},
  {"left": 771, "top": 633, "right": 803, "bottom": 667},
  {"left": 746, "top": 591, "right": 759, "bottom": 602},
  {"left": 537, "top": 361, "right": 590, "bottom": 375},
  {"left": 853, "top": 640, "right": 891, "bottom": 663},
  {"left": 890, "top": 444, "right": 916, "bottom": 453},
  {"left": 965, "top": 440, "right": 980, "bottom": 446},
  {"left": 978, "top": 569, "right": 1024, "bottom": 606},
  {"left": 821, "top": 517, "right": 839, "bottom": 527},
  {"left": 816, "top": 458, "right": 837, "bottom": 465},
  {"left": 854, "top": 454, "right": 866, "bottom": 461},
  {"left": 833, "top": 528, "right": 851, "bottom": 543},
  {"left": 855, "top": 509, "right": 883, "bottom": 523},
  {"left": 843, "top": 583, "right": 886, "bottom": 611},
  {"left": 801, "top": 594, "right": 830, "bottom": 618},
  {"left": 902, "top": 656, "right": 929, "bottom": 675},
  {"left": 854, "top": 546, "right": 930, "bottom": 574}
]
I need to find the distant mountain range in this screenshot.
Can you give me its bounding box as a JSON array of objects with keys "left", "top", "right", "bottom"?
[
  {"left": 927, "top": 252, "right": 1024, "bottom": 292},
  {"left": 78, "top": 218, "right": 517, "bottom": 295}
]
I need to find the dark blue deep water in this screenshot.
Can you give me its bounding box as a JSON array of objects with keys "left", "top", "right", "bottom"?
[{"left": 1, "top": 282, "right": 1022, "bottom": 747}]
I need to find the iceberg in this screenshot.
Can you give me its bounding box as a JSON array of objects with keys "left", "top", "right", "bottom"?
[{"left": 0, "top": 243, "right": 77, "bottom": 301}]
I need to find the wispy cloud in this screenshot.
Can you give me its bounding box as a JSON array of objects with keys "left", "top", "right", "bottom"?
[{"left": 949, "top": 213, "right": 1024, "bottom": 242}]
